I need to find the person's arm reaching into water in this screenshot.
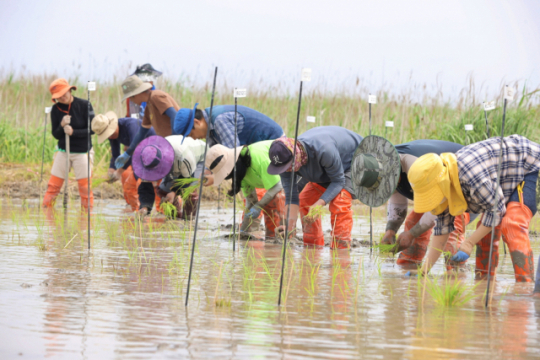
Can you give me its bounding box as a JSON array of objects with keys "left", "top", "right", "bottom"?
[{"left": 115, "top": 124, "right": 150, "bottom": 169}]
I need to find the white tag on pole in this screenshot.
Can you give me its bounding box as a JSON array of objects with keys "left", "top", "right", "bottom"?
[
  {"left": 301, "top": 68, "right": 312, "bottom": 82},
  {"left": 368, "top": 94, "right": 377, "bottom": 104},
  {"left": 306, "top": 116, "right": 316, "bottom": 123},
  {"left": 87, "top": 82, "right": 96, "bottom": 91},
  {"left": 483, "top": 101, "right": 496, "bottom": 111},
  {"left": 504, "top": 86, "right": 515, "bottom": 101},
  {"left": 131, "top": 113, "right": 139, "bottom": 119},
  {"left": 465, "top": 124, "right": 474, "bottom": 131},
  {"left": 234, "top": 88, "right": 247, "bottom": 98},
  {"left": 385, "top": 121, "right": 394, "bottom": 128},
  {"left": 45, "top": 107, "right": 52, "bottom": 114}
]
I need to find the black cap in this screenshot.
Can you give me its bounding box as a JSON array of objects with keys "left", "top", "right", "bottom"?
[
  {"left": 133, "top": 63, "right": 162, "bottom": 77},
  {"left": 267, "top": 141, "right": 294, "bottom": 175}
]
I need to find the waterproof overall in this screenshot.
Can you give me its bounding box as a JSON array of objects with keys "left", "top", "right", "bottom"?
[
  {"left": 476, "top": 171, "right": 537, "bottom": 282},
  {"left": 243, "top": 189, "right": 286, "bottom": 237},
  {"left": 397, "top": 212, "right": 470, "bottom": 268},
  {"left": 299, "top": 183, "right": 353, "bottom": 249}
]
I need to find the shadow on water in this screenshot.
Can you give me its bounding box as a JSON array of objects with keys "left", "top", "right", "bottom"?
[{"left": 1, "top": 198, "right": 540, "bottom": 359}]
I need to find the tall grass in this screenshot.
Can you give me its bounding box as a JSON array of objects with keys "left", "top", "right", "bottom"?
[{"left": 1, "top": 72, "right": 540, "bottom": 166}]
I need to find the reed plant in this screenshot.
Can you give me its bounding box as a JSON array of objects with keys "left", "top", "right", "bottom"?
[{"left": 2, "top": 72, "right": 540, "bottom": 168}]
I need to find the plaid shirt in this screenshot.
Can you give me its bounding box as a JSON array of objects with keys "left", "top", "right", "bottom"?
[
  {"left": 205, "top": 110, "right": 245, "bottom": 149},
  {"left": 435, "top": 135, "right": 540, "bottom": 235}
]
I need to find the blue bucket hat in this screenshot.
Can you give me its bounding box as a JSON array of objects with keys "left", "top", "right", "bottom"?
[{"left": 173, "top": 103, "right": 199, "bottom": 142}]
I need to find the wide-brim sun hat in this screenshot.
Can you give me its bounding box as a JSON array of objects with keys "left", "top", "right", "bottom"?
[
  {"left": 132, "top": 136, "right": 175, "bottom": 181},
  {"left": 351, "top": 135, "right": 401, "bottom": 207},
  {"left": 205, "top": 144, "right": 243, "bottom": 186},
  {"left": 121, "top": 75, "right": 153, "bottom": 102},
  {"left": 49, "top": 78, "right": 77, "bottom": 103},
  {"left": 92, "top": 111, "right": 118, "bottom": 144},
  {"left": 173, "top": 103, "right": 199, "bottom": 141},
  {"left": 408, "top": 153, "right": 446, "bottom": 213}
]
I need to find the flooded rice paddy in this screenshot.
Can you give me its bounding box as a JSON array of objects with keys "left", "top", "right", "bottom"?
[{"left": 1, "top": 198, "right": 540, "bottom": 359}]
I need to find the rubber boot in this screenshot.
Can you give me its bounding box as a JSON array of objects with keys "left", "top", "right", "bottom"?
[
  {"left": 299, "top": 182, "right": 326, "bottom": 247},
  {"left": 329, "top": 189, "right": 353, "bottom": 250},
  {"left": 43, "top": 175, "right": 64, "bottom": 208},
  {"left": 501, "top": 201, "right": 535, "bottom": 282},
  {"left": 263, "top": 190, "right": 285, "bottom": 238},
  {"left": 397, "top": 211, "right": 431, "bottom": 266},
  {"left": 77, "top": 178, "right": 94, "bottom": 210},
  {"left": 475, "top": 214, "right": 501, "bottom": 280},
  {"left": 121, "top": 167, "right": 140, "bottom": 211},
  {"left": 182, "top": 191, "right": 199, "bottom": 220}
]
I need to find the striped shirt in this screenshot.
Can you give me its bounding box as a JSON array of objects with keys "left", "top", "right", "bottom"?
[{"left": 435, "top": 135, "right": 540, "bottom": 235}]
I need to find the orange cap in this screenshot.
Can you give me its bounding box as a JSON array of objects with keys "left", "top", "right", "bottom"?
[{"left": 49, "top": 78, "right": 77, "bottom": 103}]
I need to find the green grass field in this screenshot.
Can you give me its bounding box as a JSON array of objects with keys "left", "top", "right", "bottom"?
[{"left": 1, "top": 72, "right": 539, "bottom": 170}]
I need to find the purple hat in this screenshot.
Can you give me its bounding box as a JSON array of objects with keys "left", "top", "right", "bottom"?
[
  {"left": 132, "top": 136, "right": 175, "bottom": 181},
  {"left": 267, "top": 141, "right": 294, "bottom": 175}
]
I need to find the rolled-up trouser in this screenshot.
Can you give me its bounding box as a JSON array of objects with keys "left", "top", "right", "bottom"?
[
  {"left": 478, "top": 171, "right": 537, "bottom": 282},
  {"left": 121, "top": 166, "right": 141, "bottom": 211},
  {"left": 48, "top": 149, "right": 94, "bottom": 208},
  {"left": 397, "top": 211, "right": 470, "bottom": 267},
  {"left": 51, "top": 149, "right": 94, "bottom": 179},
  {"left": 299, "top": 182, "right": 353, "bottom": 249},
  {"left": 138, "top": 180, "right": 162, "bottom": 213}
]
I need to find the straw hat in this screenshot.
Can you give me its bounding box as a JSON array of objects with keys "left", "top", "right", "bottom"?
[
  {"left": 408, "top": 153, "right": 447, "bottom": 213},
  {"left": 49, "top": 78, "right": 77, "bottom": 103},
  {"left": 351, "top": 135, "right": 401, "bottom": 207},
  {"left": 92, "top": 111, "right": 118, "bottom": 144},
  {"left": 132, "top": 136, "right": 175, "bottom": 181},
  {"left": 121, "top": 75, "right": 152, "bottom": 101},
  {"left": 205, "top": 144, "right": 243, "bottom": 186}
]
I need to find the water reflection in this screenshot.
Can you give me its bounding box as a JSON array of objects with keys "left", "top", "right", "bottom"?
[{"left": 0, "top": 200, "right": 539, "bottom": 359}]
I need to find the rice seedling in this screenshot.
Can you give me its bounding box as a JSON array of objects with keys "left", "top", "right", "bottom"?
[
  {"left": 421, "top": 272, "right": 481, "bottom": 307},
  {"left": 173, "top": 177, "right": 201, "bottom": 203},
  {"left": 303, "top": 205, "right": 325, "bottom": 223},
  {"left": 371, "top": 242, "right": 399, "bottom": 254},
  {"left": 160, "top": 202, "right": 178, "bottom": 219}
]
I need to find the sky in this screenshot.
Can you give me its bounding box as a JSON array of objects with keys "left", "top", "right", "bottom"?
[{"left": 1, "top": 0, "right": 540, "bottom": 99}]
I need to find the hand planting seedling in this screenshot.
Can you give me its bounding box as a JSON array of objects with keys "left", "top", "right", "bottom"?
[{"left": 303, "top": 205, "right": 325, "bottom": 224}]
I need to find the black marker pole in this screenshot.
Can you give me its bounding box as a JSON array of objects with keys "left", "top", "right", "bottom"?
[
  {"left": 185, "top": 67, "right": 218, "bottom": 307},
  {"left": 87, "top": 82, "right": 95, "bottom": 250},
  {"left": 278, "top": 68, "right": 310, "bottom": 306}
]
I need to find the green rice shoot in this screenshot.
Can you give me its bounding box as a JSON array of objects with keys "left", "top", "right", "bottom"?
[
  {"left": 304, "top": 205, "right": 325, "bottom": 222},
  {"left": 161, "top": 202, "right": 178, "bottom": 219},
  {"left": 174, "top": 177, "right": 200, "bottom": 203}
]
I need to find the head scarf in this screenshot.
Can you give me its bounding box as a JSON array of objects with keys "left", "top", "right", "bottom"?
[
  {"left": 431, "top": 153, "right": 468, "bottom": 216},
  {"left": 274, "top": 137, "right": 308, "bottom": 172}
]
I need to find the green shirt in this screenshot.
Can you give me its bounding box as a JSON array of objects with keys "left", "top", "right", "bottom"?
[{"left": 241, "top": 140, "right": 280, "bottom": 197}]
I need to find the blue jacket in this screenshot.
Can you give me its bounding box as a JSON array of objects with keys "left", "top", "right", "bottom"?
[
  {"left": 280, "top": 126, "right": 363, "bottom": 205},
  {"left": 109, "top": 117, "right": 156, "bottom": 170},
  {"left": 395, "top": 140, "right": 463, "bottom": 200},
  {"left": 205, "top": 105, "right": 283, "bottom": 147}
]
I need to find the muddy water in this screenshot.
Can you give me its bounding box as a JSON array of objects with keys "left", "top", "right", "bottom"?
[{"left": 1, "top": 199, "right": 540, "bottom": 359}]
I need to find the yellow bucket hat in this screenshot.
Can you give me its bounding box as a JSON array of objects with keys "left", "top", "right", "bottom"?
[{"left": 408, "top": 153, "right": 468, "bottom": 215}]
